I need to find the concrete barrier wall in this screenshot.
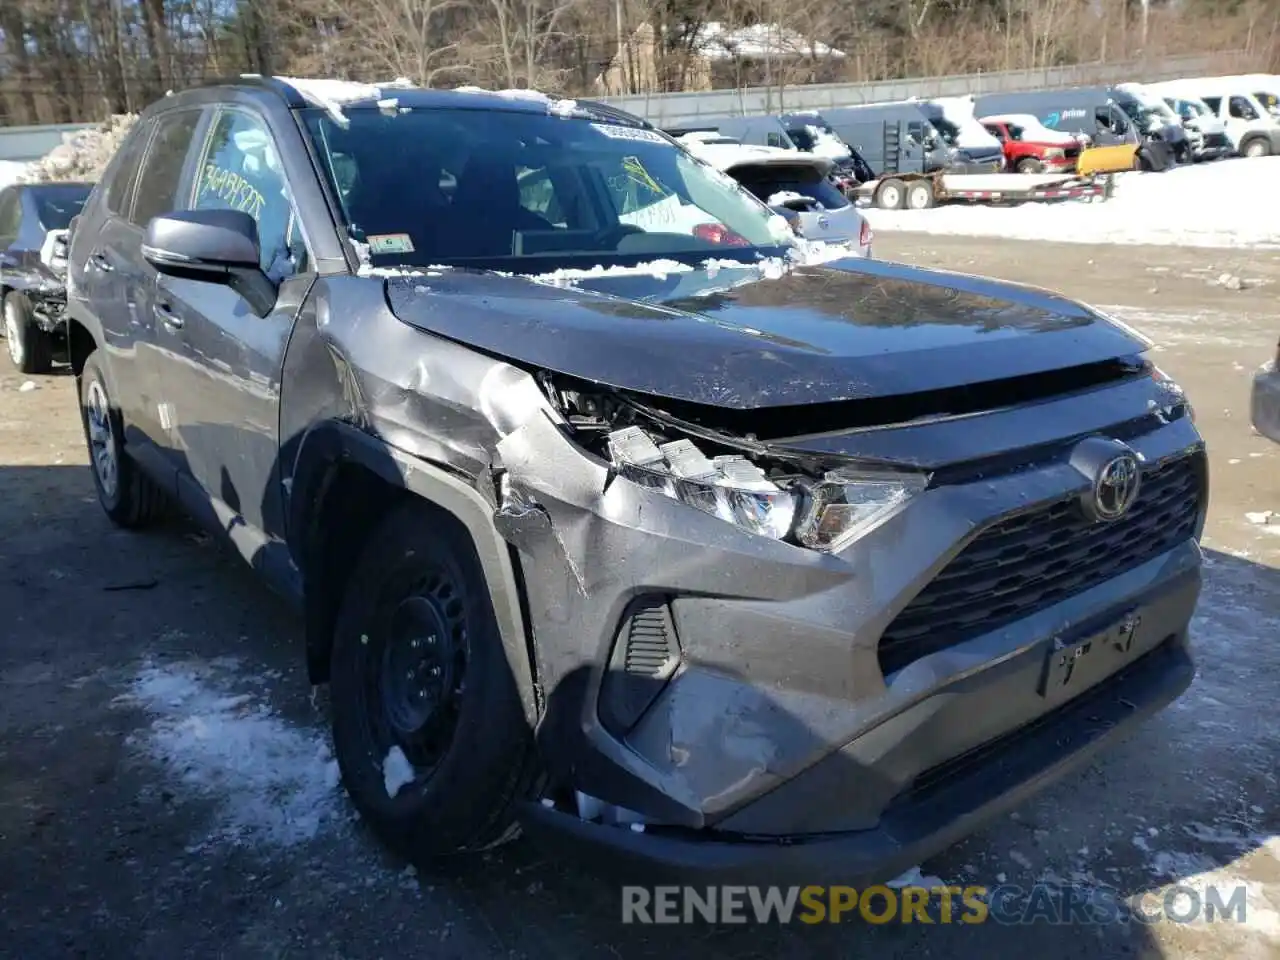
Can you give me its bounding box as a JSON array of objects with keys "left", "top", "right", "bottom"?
[
  {"left": 0, "top": 122, "right": 95, "bottom": 162},
  {"left": 597, "top": 53, "right": 1243, "bottom": 125}
]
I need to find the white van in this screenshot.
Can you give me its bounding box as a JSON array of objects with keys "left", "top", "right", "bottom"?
[
  {"left": 1118, "top": 82, "right": 1231, "bottom": 161},
  {"left": 1161, "top": 78, "right": 1280, "bottom": 157}
]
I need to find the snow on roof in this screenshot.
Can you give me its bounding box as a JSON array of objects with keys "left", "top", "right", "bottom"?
[
  {"left": 694, "top": 22, "right": 845, "bottom": 61},
  {"left": 682, "top": 138, "right": 830, "bottom": 172},
  {"left": 269, "top": 76, "right": 581, "bottom": 125}
]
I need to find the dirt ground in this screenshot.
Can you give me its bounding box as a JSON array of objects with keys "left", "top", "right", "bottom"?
[{"left": 2, "top": 235, "right": 1278, "bottom": 959}]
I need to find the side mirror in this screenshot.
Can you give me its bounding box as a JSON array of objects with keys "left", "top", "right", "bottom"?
[
  {"left": 142, "top": 208, "right": 277, "bottom": 317},
  {"left": 143, "top": 208, "right": 260, "bottom": 274}
]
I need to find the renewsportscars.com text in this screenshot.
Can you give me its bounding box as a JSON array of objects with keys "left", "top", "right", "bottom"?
[{"left": 621, "top": 883, "right": 1250, "bottom": 926}]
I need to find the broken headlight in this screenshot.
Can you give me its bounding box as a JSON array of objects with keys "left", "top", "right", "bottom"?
[
  {"left": 606, "top": 426, "right": 926, "bottom": 550},
  {"left": 608, "top": 426, "right": 796, "bottom": 539},
  {"left": 793, "top": 471, "right": 927, "bottom": 554}
]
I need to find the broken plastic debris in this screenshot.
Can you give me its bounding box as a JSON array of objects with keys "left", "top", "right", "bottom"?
[
  {"left": 382, "top": 745, "right": 415, "bottom": 797},
  {"left": 1246, "top": 510, "right": 1274, "bottom": 526}
]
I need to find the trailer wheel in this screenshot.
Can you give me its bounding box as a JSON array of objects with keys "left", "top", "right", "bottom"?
[
  {"left": 875, "top": 179, "right": 907, "bottom": 210},
  {"left": 905, "top": 182, "right": 935, "bottom": 210}
]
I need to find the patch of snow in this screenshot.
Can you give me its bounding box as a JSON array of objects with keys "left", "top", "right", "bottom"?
[
  {"left": 768, "top": 190, "right": 810, "bottom": 206},
  {"left": 0, "top": 160, "right": 27, "bottom": 189},
  {"left": 18, "top": 380, "right": 37, "bottom": 392},
  {"left": 928, "top": 95, "right": 1003, "bottom": 152},
  {"left": 452, "top": 85, "right": 578, "bottom": 116},
  {"left": 864, "top": 158, "right": 1280, "bottom": 248},
  {"left": 17, "top": 114, "right": 138, "bottom": 184},
  {"left": 1246, "top": 511, "right": 1274, "bottom": 526},
  {"left": 693, "top": 22, "right": 845, "bottom": 61},
  {"left": 802, "top": 124, "right": 852, "bottom": 161},
  {"left": 118, "top": 658, "right": 340, "bottom": 849},
  {"left": 382, "top": 746, "right": 415, "bottom": 797},
  {"left": 273, "top": 76, "right": 383, "bottom": 125},
  {"left": 888, "top": 865, "right": 947, "bottom": 888}
]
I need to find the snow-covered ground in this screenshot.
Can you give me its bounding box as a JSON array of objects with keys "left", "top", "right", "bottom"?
[
  {"left": 0, "top": 159, "right": 27, "bottom": 189},
  {"left": 864, "top": 156, "right": 1280, "bottom": 249}
]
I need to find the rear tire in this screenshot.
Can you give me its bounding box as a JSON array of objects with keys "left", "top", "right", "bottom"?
[
  {"left": 3, "top": 291, "right": 53, "bottom": 375},
  {"left": 1016, "top": 157, "right": 1044, "bottom": 174},
  {"left": 875, "top": 178, "right": 907, "bottom": 210},
  {"left": 329, "top": 501, "right": 539, "bottom": 862},
  {"left": 79, "top": 352, "right": 166, "bottom": 528}
]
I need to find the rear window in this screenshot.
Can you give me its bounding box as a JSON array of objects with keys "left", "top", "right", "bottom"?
[
  {"left": 727, "top": 164, "right": 850, "bottom": 211},
  {"left": 31, "top": 184, "right": 90, "bottom": 230},
  {"left": 302, "top": 106, "right": 792, "bottom": 271}
]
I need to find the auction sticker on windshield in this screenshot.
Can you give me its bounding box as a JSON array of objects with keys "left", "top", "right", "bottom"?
[
  {"left": 368, "top": 233, "right": 415, "bottom": 254},
  {"left": 591, "top": 124, "right": 668, "bottom": 144}
]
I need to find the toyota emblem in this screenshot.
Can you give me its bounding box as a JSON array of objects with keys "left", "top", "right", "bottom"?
[{"left": 1068, "top": 437, "right": 1143, "bottom": 523}]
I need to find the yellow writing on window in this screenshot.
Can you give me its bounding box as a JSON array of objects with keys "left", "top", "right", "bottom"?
[{"left": 200, "top": 163, "right": 266, "bottom": 220}]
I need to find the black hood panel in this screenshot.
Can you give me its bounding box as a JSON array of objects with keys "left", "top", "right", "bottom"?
[{"left": 385, "top": 258, "right": 1146, "bottom": 409}]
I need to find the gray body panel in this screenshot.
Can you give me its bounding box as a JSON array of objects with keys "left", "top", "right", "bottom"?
[{"left": 63, "top": 78, "right": 1205, "bottom": 883}]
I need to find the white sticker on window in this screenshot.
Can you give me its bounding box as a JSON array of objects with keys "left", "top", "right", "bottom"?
[
  {"left": 590, "top": 123, "right": 667, "bottom": 144},
  {"left": 367, "top": 233, "right": 415, "bottom": 254}
]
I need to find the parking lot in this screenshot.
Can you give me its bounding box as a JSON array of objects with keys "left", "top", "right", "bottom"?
[{"left": 1, "top": 233, "right": 1278, "bottom": 959}]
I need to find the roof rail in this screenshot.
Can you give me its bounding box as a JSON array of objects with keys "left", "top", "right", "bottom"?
[
  {"left": 571, "top": 98, "right": 651, "bottom": 128},
  {"left": 184, "top": 74, "right": 308, "bottom": 107}
]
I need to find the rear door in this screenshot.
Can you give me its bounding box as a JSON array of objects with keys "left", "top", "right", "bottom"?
[{"left": 112, "top": 109, "right": 209, "bottom": 465}]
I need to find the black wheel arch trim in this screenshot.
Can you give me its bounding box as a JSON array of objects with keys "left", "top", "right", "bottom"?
[{"left": 287, "top": 419, "right": 540, "bottom": 724}]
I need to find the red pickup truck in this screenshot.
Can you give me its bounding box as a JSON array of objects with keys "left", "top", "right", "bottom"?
[{"left": 980, "top": 114, "right": 1083, "bottom": 173}]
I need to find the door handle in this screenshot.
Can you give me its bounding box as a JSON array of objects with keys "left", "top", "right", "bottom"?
[
  {"left": 90, "top": 250, "right": 114, "bottom": 272},
  {"left": 154, "top": 301, "right": 183, "bottom": 329}
]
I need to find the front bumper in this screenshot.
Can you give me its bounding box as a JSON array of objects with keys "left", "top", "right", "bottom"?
[
  {"left": 496, "top": 378, "right": 1203, "bottom": 880},
  {"left": 521, "top": 630, "right": 1193, "bottom": 885},
  {"left": 1251, "top": 360, "right": 1280, "bottom": 443}
]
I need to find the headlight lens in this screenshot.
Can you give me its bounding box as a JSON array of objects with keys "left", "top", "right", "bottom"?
[
  {"left": 606, "top": 427, "right": 928, "bottom": 550},
  {"left": 607, "top": 427, "right": 796, "bottom": 539},
  {"left": 794, "top": 471, "right": 928, "bottom": 554}
]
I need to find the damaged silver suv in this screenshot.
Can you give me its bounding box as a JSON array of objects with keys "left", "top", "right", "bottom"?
[{"left": 66, "top": 76, "right": 1205, "bottom": 885}]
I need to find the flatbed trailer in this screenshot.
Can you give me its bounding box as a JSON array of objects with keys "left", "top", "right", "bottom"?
[{"left": 853, "top": 171, "right": 1113, "bottom": 210}]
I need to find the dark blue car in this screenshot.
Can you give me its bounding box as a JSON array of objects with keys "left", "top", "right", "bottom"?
[{"left": 0, "top": 180, "right": 92, "bottom": 373}]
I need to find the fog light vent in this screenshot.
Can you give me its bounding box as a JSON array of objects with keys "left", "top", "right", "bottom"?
[{"left": 600, "top": 596, "right": 681, "bottom": 737}]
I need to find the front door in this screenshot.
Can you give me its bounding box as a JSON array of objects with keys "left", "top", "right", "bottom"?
[{"left": 153, "top": 105, "right": 309, "bottom": 547}]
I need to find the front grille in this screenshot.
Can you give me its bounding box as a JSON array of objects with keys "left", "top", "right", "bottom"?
[{"left": 877, "top": 452, "right": 1204, "bottom": 675}]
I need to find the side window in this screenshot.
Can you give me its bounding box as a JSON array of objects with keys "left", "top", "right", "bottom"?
[
  {"left": 983, "top": 124, "right": 1006, "bottom": 142},
  {"left": 906, "top": 120, "right": 924, "bottom": 142},
  {"left": 1094, "top": 108, "right": 1114, "bottom": 132},
  {"left": 517, "top": 167, "right": 564, "bottom": 226},
  {"left": 766, "top": 133, "right": 783, "bottom": 147},
  {"left": 0, "top": 190, "right": 20, "bottom": 243},
  {"left": 1203, "top": 96, "right": 1222, "bottom": 114},
  {"left": 104, "top": 121, "right": 153, "bottom": 218},
  {"left": 1229, "top": 96, "right": 1257, "bottom": 121},
  {"left": 1007, "top": 123, "right": 1025, "bottom": 141},
  {"left": 131, "top": 111, "right": 202, "bottom": 229},
  {"left": 191, "top": 109, "right": 305, "bottom": 276}
]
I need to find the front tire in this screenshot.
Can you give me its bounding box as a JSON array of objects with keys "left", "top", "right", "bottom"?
[
  {"left": 1016, "top": 157, "right": 1044, "bottom": 174},
  {"left": 4, "top": 291, "right": 53, "bottom": 374},
  {"left": 330, "top": 501, "right": 539, "bottom": 862},
  {"left": 79, "top": 352, "right": 166, "bottom": 527}
]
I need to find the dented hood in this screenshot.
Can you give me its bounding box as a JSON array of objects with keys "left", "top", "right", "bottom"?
[{"left": 384, "top": 258, "right": 1147, "bottom": 409}]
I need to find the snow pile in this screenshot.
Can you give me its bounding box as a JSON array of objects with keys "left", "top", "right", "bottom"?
[
  {"left": 864, "top": 157, "right": 1280, "bottom": 248},
  {"left": 928, "top": 95, "right": 1002, "bottom": 152},
  {"left": 803, "top": 124, "right": 853, "bottom": 160},
  {"left": 977, "top": 113, "right": 1078, "bottom": 145},
  {"left": 694, "top": 22, "right": 845, "bottom": 60},
  {"left": 0, "top": 160, "right": 26, "bottom": 190},
  {"left": 118, "top": 657, "right": 342, "bottom": 849},
  {"left": 17, "top": 113, "right": 138, "bottom": 184}
]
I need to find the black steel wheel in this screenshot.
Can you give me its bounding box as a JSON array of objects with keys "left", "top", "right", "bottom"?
[{"left": 330, "top": 500, "right": 540, "bottom": 861}]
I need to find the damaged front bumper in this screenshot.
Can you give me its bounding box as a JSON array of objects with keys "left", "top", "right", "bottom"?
[{"left": 492, "top": 386, "right": 1204, "bottom": 884}]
